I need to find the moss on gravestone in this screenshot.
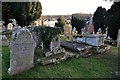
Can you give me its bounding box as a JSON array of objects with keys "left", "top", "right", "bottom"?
[{"left": 32, "top": 26, "right": 62, "bottom": 58}]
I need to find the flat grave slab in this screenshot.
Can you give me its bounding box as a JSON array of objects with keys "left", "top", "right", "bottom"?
[{"left": 61, "top": 41, "right": 92, "bottom": 52}]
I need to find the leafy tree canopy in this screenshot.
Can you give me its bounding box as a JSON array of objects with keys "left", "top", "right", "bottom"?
[{"left": 93, "top": 6, "right": 107, "bottom": 34}]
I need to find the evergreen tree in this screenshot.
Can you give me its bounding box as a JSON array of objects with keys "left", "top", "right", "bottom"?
[
  {"left": 71, "top": 15, "right": 84, "bottom": 34},
  {"left": 93, "top": 6, "right": 107, "bottom": 34},
  {"left": 2, "top": 0, "right": 42, "bottom": 27},
  {"left": 2, "top": 2, "right": 13, "bottom": 26},
  {"left": 106, "top": 1, "right": 120, "bottom": 40}
]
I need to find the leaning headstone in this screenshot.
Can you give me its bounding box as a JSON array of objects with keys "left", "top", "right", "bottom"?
[
  {"left": 8, "top": 28, "right": 36, "bottom": 75},
  {"left": 117, "top": 29, "right": 120, "bottom": 47}
]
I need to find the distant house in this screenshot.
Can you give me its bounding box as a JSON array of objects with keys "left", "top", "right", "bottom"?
[
  {"left": 44, "top": 20, "right": 57, "bottom": 27},
  {"left": 72, "top": 13, "right": 92, "bottom": 20},
  {"left": 34, "top": 15, "right": 72, "bottom": 27},
  {"left": 34, "top": 18, "right": 41, "bottom": 26},
  {"left": 34, "top": 15, "right": 57, "bottom": 27}
]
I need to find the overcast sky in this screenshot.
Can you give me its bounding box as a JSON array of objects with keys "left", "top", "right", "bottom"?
[{"left": 39, "top": 0, "right": 113, "bottom": 15}]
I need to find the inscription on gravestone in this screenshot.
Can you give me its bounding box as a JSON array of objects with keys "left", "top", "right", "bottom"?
[{"left": 8, "top": 28, "right": 36, "bottom": 75}]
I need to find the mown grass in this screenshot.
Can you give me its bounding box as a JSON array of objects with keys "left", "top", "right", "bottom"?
[
  {"left": 60, "top": 34, "right": 65, "bottom": 42},
  {"left": 1, "top": 35, "right": 119, "bottom": 79},
  {"left": 2, "top": 45, "right": 119, "bottom": 79}
]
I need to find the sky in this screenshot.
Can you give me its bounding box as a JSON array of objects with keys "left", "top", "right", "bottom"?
[{"left": 39, "top": 0, "right": 113, "bottom": 15}]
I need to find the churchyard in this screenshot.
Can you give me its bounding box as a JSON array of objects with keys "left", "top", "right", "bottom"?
[
  {"left": 1, "top": 0, "right": 120, "bottom": 79},
  {"left": 1, "top": 24, "right": 120, "bottom": 78}
]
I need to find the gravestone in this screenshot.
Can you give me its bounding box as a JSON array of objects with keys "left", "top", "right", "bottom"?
[
  {"left": 75, "top": 34, "right": 104, "bottom": 47},
  {"left": 12, "top": 27, "right": 21, "bottom": 39},
  {"left": 49, "top": 35, "right": 60, "bottom": 51},
  {"left": 105, "top": 27, "right": 108, "bottom": 38},
  {"left": 8, "top": 28, "right": 36, "bottom": 75},
  {"left": 81, "top": 28, "right": 85, "bottom": 35},
  {"left": 7, "top": 23, "right": 13, "bottom": 30},
  {"left": 72, "top": 27, "right": 78, "bottom": 36},
  {"left": 87, "top": 24, "right": 94, "bottom": 34},
  {"left": 117, "top": 29, "right": 120, "bottom": 47},
  {"left": 97, "top": 28, "right": 102, "bottom": 34},
  {"left": 0, "top": 35, "right": 9, "bottom": 46},
  {"left": 11, "top": 19, "right": 17, "bottom": 26},
  {"left": 64, "top": 24, "right": 72, "bottom": 40}
]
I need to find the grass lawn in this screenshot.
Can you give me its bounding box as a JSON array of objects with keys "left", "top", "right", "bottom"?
[
  {"left": 60, "top": 34, "right": 65, "bottom": 42},
  {"left": 2, "top": 45, "right": 119, "bottom": 79},
  {"left": 1, "top": 35, "right": 119, "bottom": 79}
]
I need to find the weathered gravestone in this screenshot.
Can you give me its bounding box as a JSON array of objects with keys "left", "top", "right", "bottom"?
[
  {"left": 12, "top": 26, "right": 21, "bottom": 39},
  {"left": 75, "top": 34, "right": 104, "bottom": 47},
  {"left": 0, "top": 35, "right": 9, "bottom": 46},
  {"left": 117, "top": 29, "right": 120, "bottom": 47},
  {"left": 49, "top": 35, "right": 60, "bottom": 51},
  {"left": 72, "top": 27, "right": 78, "bottom": 36},
  {"left": 44, "top": 35, "right": 61, "bottom": 57},
  {"left": 64, "top": 24, "right": 72, "bottom": 40},
  {"left": 8, "top": 28, "right": 36, "bottom": 75},
  {"left": 7, "top": 23, "right": 13, "bottom": 30}
]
